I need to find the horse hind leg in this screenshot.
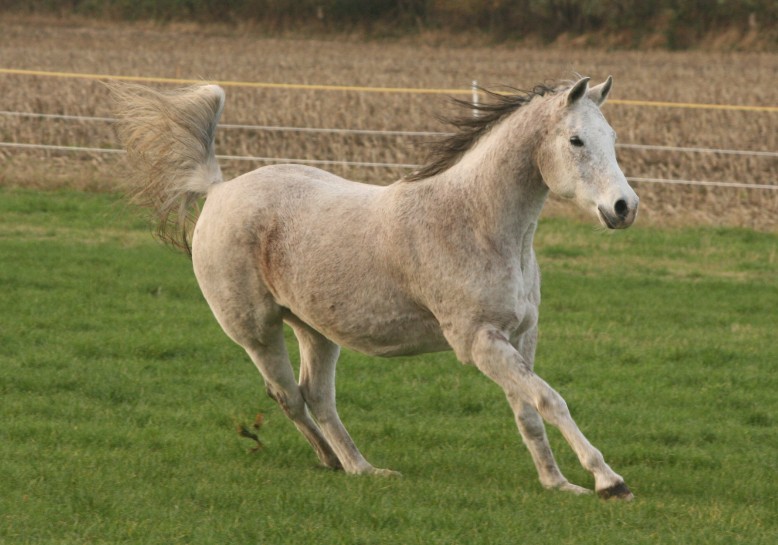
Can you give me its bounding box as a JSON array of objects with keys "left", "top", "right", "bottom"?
[
  {"left": 290, "top": 319, "right": 399, "bottom": 476},
  {"left": 191, "top": 211, "right": 339, "bottom": 469},
  {"left": 242, "top": 324, "right": 342, "bottom": 470}
]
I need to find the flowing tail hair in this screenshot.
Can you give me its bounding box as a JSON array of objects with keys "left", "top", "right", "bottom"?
[{"left": 109, "top": 82, "right": 226, "bottom": 255}]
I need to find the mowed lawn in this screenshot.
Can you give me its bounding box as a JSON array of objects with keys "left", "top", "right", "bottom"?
[{"left": 1, "top": 189, "right": 776, "bottom": 544}]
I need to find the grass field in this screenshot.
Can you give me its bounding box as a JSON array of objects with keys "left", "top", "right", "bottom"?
[{"left": 1, "top": 188, "right": 776, "bottom": 544}]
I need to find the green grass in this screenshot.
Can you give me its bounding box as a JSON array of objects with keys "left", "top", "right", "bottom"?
[{"left": 1, "top": 189, "right": 776, "bottom": 544}]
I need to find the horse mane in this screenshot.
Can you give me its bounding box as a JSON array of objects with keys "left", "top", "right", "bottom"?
[{"left": 404, "top": 83, "right": 562, "bottom": 182}]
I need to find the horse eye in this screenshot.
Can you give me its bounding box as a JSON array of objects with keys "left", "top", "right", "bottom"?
[{"left": 569, "top": 136, "right": 584, "bottom": 147}]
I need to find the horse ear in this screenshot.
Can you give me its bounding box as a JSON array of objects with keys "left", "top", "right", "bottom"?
[
  {"left": 566, "top": 77, "right": 590, "bottom": 106},
  {"left": 588, "top": 75, "right": 613, "bottom": 106}
]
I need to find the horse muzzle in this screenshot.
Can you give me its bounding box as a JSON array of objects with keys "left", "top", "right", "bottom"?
[{"left": 597, "top": 197, "right": 639, "bottom": 229}]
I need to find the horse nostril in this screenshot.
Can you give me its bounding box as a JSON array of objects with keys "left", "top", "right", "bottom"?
[{"left": 614, "top": 199, "right": 628, "bottom": 218}]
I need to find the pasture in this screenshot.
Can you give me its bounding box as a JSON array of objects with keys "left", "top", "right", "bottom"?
[
  {"left": 1, "top": 189, "right": 776, "bottom": 544},
  {"left": 1, "top": 15, "right": 777, "bottom": 544}
]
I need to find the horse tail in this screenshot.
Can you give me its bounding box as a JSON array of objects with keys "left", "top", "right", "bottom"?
[{"left": 109, "top": 82, "right": 225, "bottom": 255}]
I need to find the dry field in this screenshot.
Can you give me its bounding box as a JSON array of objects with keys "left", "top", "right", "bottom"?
[{"left": 1, "top": 17, "right": 777, "bottom": 229}]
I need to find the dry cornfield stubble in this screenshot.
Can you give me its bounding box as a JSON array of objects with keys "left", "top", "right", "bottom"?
[{"left": 1, "top": 18, "right": 777, "bottom": 229}]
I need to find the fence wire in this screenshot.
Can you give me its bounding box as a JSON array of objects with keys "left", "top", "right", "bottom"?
[{"left": 2, "top": 95, "right": 777, "bottom": 190}]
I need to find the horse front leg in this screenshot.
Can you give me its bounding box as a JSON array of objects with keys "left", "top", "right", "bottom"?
[
  {"left": 514, "top": 401, "right": 589, "bottom": 495},
  {"left": 514, "top": 327, "right": 588, "bottom": 494},
  {"left": 468, "top": 325, "right": 633, "bottom": 500}
]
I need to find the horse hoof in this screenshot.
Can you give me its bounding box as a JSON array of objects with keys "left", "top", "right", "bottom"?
[{"left": 597, "top": 482, "right": 634, "bottom": 501}]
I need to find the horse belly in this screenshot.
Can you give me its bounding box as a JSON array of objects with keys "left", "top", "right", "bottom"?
[{"left": 289, "top": 290, "right": 452, "bottom": 357}]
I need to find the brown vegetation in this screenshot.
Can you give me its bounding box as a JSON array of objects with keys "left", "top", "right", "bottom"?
[
  {"left": 2, "top": 1, "right": 777, "bottom": 51},
  {"left": 1, "top": 17, "right": 776, "bottom": 229}
]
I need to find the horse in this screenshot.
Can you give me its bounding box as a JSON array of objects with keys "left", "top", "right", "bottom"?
[{"left": 110, "top": 75, "right": 638, "bottom": 500}]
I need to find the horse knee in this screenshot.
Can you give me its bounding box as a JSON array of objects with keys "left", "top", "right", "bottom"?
[{"left": 535, "top": 391, "right": 570, "bottom": 425}]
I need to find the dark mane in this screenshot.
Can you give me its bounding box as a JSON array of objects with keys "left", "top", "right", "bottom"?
[{"left": 404, "top": 83, "right": 561, "bottom": 182}]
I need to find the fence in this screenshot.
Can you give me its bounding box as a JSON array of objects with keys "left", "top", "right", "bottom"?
[
  {"left": 1, "top": 68, "right": 777, "bottom": 196},
  {"left": 1, "top": 109, "right": 776, "bottom": 191}
]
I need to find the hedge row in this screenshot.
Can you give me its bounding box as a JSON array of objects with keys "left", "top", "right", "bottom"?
[{"left": 3, "top": 1, "right": 776, "bottom": 46}]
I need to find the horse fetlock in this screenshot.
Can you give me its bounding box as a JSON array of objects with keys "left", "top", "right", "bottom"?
[
  {"left": 548, "top": 481, "right": 592, "bottom": 496},
  {"left": 367, "top": 467, "right": 402, "bottom": 478},
  {"left": 315, "top": 448, "right": 343, "bottom": 471},
  {"left": 581, "top": 451, "right": 608, "bottom": 474},
  {"left": 338, "top": 458, "right": 401, "bottom": 477}
]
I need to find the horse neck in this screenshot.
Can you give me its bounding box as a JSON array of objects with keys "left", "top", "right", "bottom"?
[{"left": 431, "top": 106, "right": 550, "bottom": 250}]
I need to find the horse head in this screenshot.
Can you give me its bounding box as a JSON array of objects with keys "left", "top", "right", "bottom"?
[{"left": 536, "top": 76, "right": 639, "bottom": 229}]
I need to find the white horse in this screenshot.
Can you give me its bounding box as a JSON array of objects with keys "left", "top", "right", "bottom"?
[{"left": 111, "top": 76, "right": 638, "bottom": 500}]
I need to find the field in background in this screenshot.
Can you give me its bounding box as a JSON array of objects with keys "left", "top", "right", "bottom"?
[
  {"left": 2, "top": 1, "right": 777, "bottom": 50},
  {"left": 1, "top": 18, "right": 777, "bottom": 230},
  {"left": 1, "top": 189, "right": 776, "bottom": 544}
]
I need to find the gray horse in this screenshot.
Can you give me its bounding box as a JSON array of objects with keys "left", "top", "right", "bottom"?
[{"left": 111, "top": 76, "right": 638, "bottom": 500}]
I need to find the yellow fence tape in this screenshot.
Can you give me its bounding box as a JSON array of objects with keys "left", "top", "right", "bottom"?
[{"left": 2, "top": 67, "right": 777, "bottom": 113}]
